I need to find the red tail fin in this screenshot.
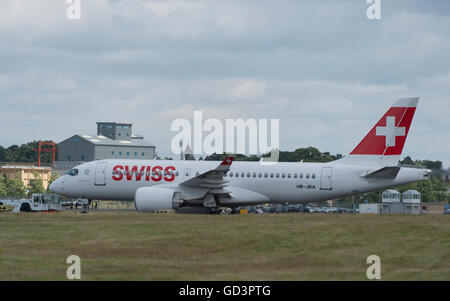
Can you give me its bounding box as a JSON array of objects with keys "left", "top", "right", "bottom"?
[{"left": 340, "top": 98, "right": 419, "bottom": 166}]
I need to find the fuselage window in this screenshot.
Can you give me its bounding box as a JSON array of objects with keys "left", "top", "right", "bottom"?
[
  {"left": 281, "top": 173, "right": 285, "bottom": 178},
  {"left": 264, "top": 173, "right": 268, "bottom": 178},
  {"left": 258, "top": 172, "right": 263, "bottom": 178},
  {"left": 287, "top": 173, "right": 291, "bottom": 178},
  {"left": 312, "top": 173, "right": 316, "bottom": 179},
  {"left": 241, "top": 172, "right": 245, "bottom": 178},
  {"left": 276, "top": 173, "right": 280, "bottom": 178},
  {"left": 300, "top": 174, "right": 303, "bottom": 179},
  {"left": 247, "top": 172, "right": 251, "bottom": 178},
  {"left": 196, "top": 171, "right": 200, "bottom": 176},
  {"left": 306, "top": 173, "right": 310, "bottom": 179},
  {"left": 252, "top": 172, "right": 256, "bottom": 178},
  {"left": 175, "top": 171, "right": 179, "bottom": 177},
  {"left": 229, "top": 172, "right": 233, "bottom": 177},
  {"left": 224, "top": 173, "right": 228, "bottom": 177},
  {"left": 294, "top": 173, "right": 298, "bottom": 178},
  {"left": 236, "top": 172, "right": 239, "bottom": 177},
  {"left": 270, "top": 173, "right": 274, "bottom": 178}
]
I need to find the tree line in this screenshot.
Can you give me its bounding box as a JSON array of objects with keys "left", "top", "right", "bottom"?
[
  {"left": 0, "top": 172, "right": 59, "bottom": 199},
  {"left": 0, "top": 141, "right": 57, "bottom": 164}
]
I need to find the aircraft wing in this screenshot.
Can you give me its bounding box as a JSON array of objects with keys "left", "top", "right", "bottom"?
[{"left": 180, "top": 156, "right": 234, "bottom": 191}]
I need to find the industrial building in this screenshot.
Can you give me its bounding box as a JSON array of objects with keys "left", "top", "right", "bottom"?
[
  {"left": 54, "top": 122, "right": 156, "bottom": 171},
  {"left": 0, "top": 164, "right": 52, "bottom": 190}
]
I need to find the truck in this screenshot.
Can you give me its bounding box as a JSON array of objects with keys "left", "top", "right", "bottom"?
[{"left": 0, "top": 193, "right": 62, "bottom": 212}]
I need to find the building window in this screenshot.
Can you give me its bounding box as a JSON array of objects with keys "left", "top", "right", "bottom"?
[
  {"left": 126, "top": 152, "right": 130, "bottom": 156},
  {"left": 67, "top": 155, "right": 71, "bottom": 160},
  {"left": 119, "top": 152, "right": 122, "bottom": 156},
  {"left": 142, "top": 152, "right": 145, "bottom": 156},
  {"left": 81, "top": 155, "right": 85, "bottom": 160},
  {"left": 134, "top": 152, "right": 137, "bottom": 156},
  {"left": 118, "top": 133, "right": 121, "bottom": 136},
  {"left": 112, "top": 151, "right": 115, "bottom": 155}
]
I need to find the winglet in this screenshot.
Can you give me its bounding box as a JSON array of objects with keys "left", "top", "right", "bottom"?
[{"left": 220, "top": 156, "right": 234, "bottom": 166}]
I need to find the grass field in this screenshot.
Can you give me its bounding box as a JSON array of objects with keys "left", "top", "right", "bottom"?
[{"left": 0, "top": 211, "right": 449, "bottom": 280}]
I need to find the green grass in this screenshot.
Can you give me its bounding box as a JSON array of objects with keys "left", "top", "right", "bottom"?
[{"left": 0, "top": 211, "right": 449, "bottom": 280}]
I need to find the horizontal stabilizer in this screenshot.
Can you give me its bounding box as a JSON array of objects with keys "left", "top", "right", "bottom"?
[{"left": 364, "top": 166, "right": 401, "bottom": 179}]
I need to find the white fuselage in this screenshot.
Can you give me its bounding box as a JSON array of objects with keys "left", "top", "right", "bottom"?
[{"left": 50, "top": 159, "right": 429, "bottom": 205}]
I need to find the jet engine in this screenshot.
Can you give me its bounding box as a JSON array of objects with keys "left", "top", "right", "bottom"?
[{"left": 134, "top": 186, "right": 182, "bottom": 212}]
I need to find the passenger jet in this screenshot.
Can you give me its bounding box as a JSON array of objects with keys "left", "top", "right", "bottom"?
[{"left": 50, "top": 98, "right": 430, "bottom": 212}]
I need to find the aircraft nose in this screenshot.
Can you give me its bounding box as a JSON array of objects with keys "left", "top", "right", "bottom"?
[{"left": 49, "top": 178, "right": 62, "bottom": 193}]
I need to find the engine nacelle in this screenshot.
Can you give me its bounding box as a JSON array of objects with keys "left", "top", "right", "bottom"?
[{"left": 134, "top": 186, "right": 181, "bottom": 212}]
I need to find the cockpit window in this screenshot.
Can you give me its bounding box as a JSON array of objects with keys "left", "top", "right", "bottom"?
[{"left": 67, "top": 168, "right": 79, "bottom": 176}]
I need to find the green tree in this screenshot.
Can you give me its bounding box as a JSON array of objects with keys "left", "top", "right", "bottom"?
[
  {"left": 399, "top": 156, "right": 415, "bottom": 165},
  {"left": 28, "top": 172, "right": 45, "bottom": 197},
  {"left": 3, "top": 173, "right": 26, "bottom": 198},
  {"left": 0, "top": 179, "right": 7, "bottom": 197},
  {"left": 4, "top": 141, "right": 57, "bottom": 164},
  {"left": 0, "top": 145, "right": 5, "bottom": 162}
]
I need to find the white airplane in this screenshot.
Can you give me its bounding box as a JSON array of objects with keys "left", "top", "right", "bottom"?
[{"left": 50, "top": 97, "right": 430, "bottom": 212}]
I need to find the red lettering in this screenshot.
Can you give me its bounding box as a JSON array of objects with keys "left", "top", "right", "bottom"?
[
  {"left": 145, "top": 166, "right": 152, "bottom": 181},
  {"left": 164, "top": 166, "right": 176, "bottom": 182},
  {"left": 112, "top": 165, "right": 124, "bottom": 181},
  {"left": 124, "top": 166, "right": 146, "bottom": 181},
  {"left": 151, "top": 166, "right": 163, "bottom": 182},
  {"left": 125, "top": 166, "right": 137, "bottom": 181}
]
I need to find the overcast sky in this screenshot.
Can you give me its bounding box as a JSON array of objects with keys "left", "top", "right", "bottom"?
[{"left": 0, "top": 0, "right": 449, "bottom": 167}]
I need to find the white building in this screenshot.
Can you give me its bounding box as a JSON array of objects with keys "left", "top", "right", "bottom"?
[
  {"left": 359, "top": 203, "right": 382, "bottom": 214},
  {"left": 402, "top": 190, "right": 421, "bottom": 203},
  {"left": 382, "top": 189, "right": 401, "bottom": 203}
]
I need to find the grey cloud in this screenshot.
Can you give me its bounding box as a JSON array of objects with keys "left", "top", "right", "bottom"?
[{"left": 0, "top": 0, "right": 448, "bottom": 167}]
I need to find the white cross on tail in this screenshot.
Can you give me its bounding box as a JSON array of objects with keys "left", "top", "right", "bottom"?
[{"left": 376, "top": 116, "right": 405, "bottom": 147}]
